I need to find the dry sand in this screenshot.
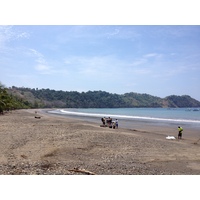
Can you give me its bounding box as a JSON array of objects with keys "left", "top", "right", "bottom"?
[{"left": 0, "top": 109, "right": 200, "bottom": 175}]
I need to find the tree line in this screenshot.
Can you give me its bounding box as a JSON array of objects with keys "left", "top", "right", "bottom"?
[
  {"left": 6, "top": 86, "right": 200, "bottom": 109},
  {"left": 0, "top": 83, "right": 32, "bottom": 114}
]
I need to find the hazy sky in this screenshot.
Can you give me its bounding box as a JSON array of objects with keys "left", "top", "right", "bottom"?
[{"left": 1, "top": 25, "right": 200, "bottom": 100}]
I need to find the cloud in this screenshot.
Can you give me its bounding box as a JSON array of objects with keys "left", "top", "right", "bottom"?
[
  {"left": 16, "top": 32, "right": 30, "bottom": 39},
  {"left": 0, "top": 26, "right": 29, "bottom": 46},
  {"left": 64, "top": 53, "right": 163, "bottom": 79},
  {"left": 0, "top": 26, "right": 13, "bottom": 43},
  {"left": 35, "top": 64, "right": 51, "bottom": 71},
  {"left": 106, "top": 28, "right": 120, "bottom": 38},
  {"left": 29, "top": 48, "right": 53, "bottom": 74},
  {"left": 56, "top": 26, "right": 141, "bottom": 44},
  {"left": 129, "top": 59, "right": 146, "bottom": 67},
  {"left": 29, "top": 48, "right": 69, "bottom": 75},
  {"left": 0, "top": 26, "right": 30, "bottom": 56},
  {"left": 62, "top": 51, "right": 176, "bottom": 83},
  {"left": 29, "top": 48, "right": 44, "bottom": 58},
  {"left": 143, "top": 53, "right": 159, "bottom": 58},
  {"left": 64, "top": 55, "right": 125, "bottom": 77},
  {"left": 128, "top": 53, "right": 162, "bottom": 69}
]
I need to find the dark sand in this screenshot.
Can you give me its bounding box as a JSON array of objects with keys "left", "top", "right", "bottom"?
[{"left": 0, "top": 109, "right": 200, "bottom": 175}]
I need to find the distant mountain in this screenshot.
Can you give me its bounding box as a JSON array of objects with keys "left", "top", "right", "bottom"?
[
  {"left": 164, "top": 95, "right": 200, "bottom": 108},
  {"left": 6, "top": 86, "right": 200, "bottom": 109}
]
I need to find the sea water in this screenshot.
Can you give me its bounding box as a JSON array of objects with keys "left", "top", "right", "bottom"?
[{"left": 48, "top": 108, "right": 200, "bottom": 130}]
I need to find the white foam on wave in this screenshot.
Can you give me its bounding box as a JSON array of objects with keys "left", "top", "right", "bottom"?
[{"left": 48, "top": 109, "right": 200, "bottom": 124}]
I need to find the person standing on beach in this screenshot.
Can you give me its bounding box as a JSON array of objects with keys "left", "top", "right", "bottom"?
[
  {"left": 101, "top": 117, "right": 105, "bottom": 126},
  {"left": 107, "top": 117, "right": 112, "bottom": 127},
  {"left": 178, "top": 126, "right": 183, "bottom": 139},
  {"left": 115, "top": 119, "right": 118, "bottom": 129},
  {"left": 112, "top": 120, "right": 116, "bottom": 129}
]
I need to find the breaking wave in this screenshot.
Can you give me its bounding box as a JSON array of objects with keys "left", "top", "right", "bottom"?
[{"left": 48, "top": 109, "right": 200, "bottom": 124}]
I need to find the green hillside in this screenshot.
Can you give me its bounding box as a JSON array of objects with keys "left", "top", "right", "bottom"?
[
  {"left": 0, "top": 84, "right": 32, "bottom": 114},
  {"left": 5, "top": 86, "right": 200, "bottom": 109}
]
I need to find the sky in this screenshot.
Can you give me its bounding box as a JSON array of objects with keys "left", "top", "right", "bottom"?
[
  {"left": 0, "top": 25, "right": 200, "bottom": 101},
  {"left": 0, "top": 1, "right": 200, "bottom": 101},
  {"left": 1, "top": 25, "right": 200, "bottom": 100},
  {"left": 0, "top": 1, "right": 200, "bottom": 198}
]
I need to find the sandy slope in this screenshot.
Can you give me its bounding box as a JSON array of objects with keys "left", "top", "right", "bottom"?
[{"left": 0, "top": 109, "right": 200, "bottom": 175}]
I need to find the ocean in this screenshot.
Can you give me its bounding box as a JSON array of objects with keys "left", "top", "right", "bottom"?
[{"left": 47, "top": 108, "right": 200, "bottom": 130}]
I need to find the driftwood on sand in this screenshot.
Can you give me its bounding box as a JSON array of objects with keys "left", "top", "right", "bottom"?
[
  {"left": 68, "top": 168, "right": 96, "bottom": 175},
  {"left": 34, "top": 111, "right": 41, "bottom": 119},
  {"left": 35, "top": 116, "right": 41, "bottom": 119}
]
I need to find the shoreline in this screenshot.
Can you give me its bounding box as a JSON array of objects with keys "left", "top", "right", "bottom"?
[
  {"left": 0, "top": 109, "right": 200, "bottom": 175},
  {"left": 42, "top": 108, "right": 200, "bottom": 139}
]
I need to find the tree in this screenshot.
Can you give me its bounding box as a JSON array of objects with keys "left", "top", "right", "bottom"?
[{"left": 0, "top": 82, "right": 33, "bottom": 114}]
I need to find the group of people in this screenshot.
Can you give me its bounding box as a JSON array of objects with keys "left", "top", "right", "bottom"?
[
  {"left": 101, "top": 117, "right": 183, "bottom": 138},
  {"left": 101, "top": 117, "right": 118, "bottom": 129}
]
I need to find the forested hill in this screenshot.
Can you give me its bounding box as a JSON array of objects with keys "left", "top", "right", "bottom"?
[
  {"left": 7, "top": 86, "right": 200, "bottom": 108},
  {"left": 0, "top": 85, "right": 32, "bottom": 114}
]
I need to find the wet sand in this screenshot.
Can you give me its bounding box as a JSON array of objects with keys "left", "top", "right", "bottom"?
[
  {"left": 0, "top": 109, "right": 200, "bottom": 175},
  {"left": 45, "top": 109, "right": 200, "bottom": 140}
]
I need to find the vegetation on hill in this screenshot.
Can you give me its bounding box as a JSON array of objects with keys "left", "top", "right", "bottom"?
[
  {"left": 164, "top": 95, "right": 200, "bottom": 108},
  {"left": 1, "top": 80, "right": 200, "bottom": 112},
  {"left": 0, "top": 83, "right": 32, "bottom": 114},
  {"left": 4, "top": 86, "right": 200, "bottom": 109}
]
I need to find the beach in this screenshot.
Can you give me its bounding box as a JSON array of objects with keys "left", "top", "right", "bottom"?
[{"left": 0, "top": 109, "right": 200, "bottom": 175}]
